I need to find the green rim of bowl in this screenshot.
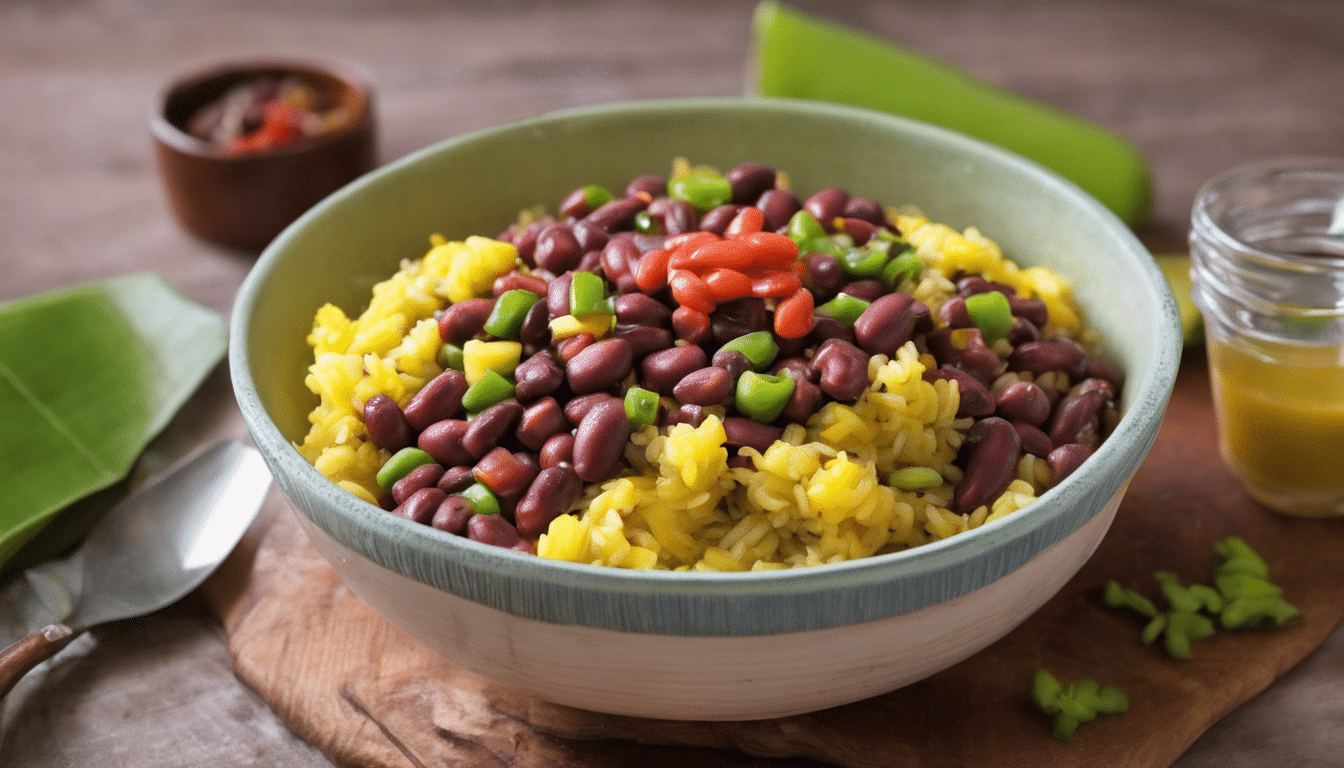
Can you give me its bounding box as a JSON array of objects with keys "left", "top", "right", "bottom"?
[{"left": 231, "top": 96, "right": 1180, "bottom": 637}]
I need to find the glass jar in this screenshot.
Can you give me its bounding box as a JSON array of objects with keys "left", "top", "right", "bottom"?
[{"left": 1190, "top": 157, "right": 1344, "bottom": 517}]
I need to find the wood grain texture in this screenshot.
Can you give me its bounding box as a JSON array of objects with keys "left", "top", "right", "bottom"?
[{"left": 201, "top": 356, "right": 1344, "bottom": 768}]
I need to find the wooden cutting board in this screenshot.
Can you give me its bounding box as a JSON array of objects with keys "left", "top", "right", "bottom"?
[{"left": 202, "top": 352, "right": 1344, "bottom": 768}]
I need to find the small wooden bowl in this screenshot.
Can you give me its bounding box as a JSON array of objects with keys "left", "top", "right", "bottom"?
[{"left": 152, "top": 59, "right": 377, "bottom": 251}]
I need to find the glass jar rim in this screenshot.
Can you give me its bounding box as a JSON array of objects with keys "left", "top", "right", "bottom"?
[{"left": 1191, "top": 155, "right": 1344, "bottom": 276}]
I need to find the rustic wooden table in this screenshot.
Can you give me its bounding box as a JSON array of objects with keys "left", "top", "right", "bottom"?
[{"left": 2, "top": 1, "right": 1341, "bottom": 766}]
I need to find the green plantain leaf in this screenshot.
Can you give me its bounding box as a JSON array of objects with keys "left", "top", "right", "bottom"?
[{"left": 0, "top": 273, "right": 226, "bottom": 575}]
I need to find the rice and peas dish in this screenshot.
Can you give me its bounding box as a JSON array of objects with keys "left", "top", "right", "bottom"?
[{"left": 298, "top": 160, "right": 1122, "bottom": 571}]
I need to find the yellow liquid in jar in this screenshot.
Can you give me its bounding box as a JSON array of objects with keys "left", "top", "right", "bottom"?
[{"left": 1207, "top": 334, "right": 1344, "bottom": 516}]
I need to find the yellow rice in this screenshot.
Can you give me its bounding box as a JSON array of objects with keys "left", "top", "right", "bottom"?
[{"left": 298, "top": 212, "right": 1086, "bottom": 571}]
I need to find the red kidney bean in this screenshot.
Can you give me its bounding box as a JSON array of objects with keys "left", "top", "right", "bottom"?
[
  {"left": 1013, "top": 421, "right": 1053, "bottom": 458},
  {"left": 518, "top": 299, "right": 552, "bottom": 348},
  {"left": 839, "top": 217, "right": 877, "bottom": 245},
  {"left": 924, "top": 327, "right": 1000, "bottom": 383},
  {"left": 509, "top": 218, "right": 551, "bottom": 266},
  {"left": 545, "top": 271, "right": 574, "bottom": 319},
  {"left": 1047, "top": 443, "right": 1094, "bottom": 485},
  {"left": 492, "top": 270, "right": 548, "bottom": 298},
  {"left": 631, "top": 233, "right": 667, "bottom": 254},
  {"left": 699, "top": 204, "right": 743, "bottom": 235},
  {"left": 613, "top": 292, "right": 672, "bottom": 327},
  {"left": 513, "top": 350, "right": 564, "bottom": 402},
  {"left": 418, "top": 419, "right": 473, "bottom": 466},
  {"left": 1007, "top": 296, "right": 1048, "bottom": 327},
  {"left": 722, "top": 417, "right": 785, "bottom": 452},
  {"left": 810, "top": 338, "right": 870, "bottom": 402},
  {"left": 473, "top": 446, "right": 538, "bottom": 499},
  {"left": 642, "top": 196, "right": 675, "bottom": 226},
  {"left": 673, "top": 366, "right": 734, "bottom": 406},
  {"left": 1046, "top": 389, "right": 1107, "bottom": 448},
  {"left": 624, "top": 174, "right": 666, "bottom": 198},
  {"left": 403, "top": 370, "right": 468, "bottom": 431},
  {"left": 1007, "top": 337, "right": 1087, "bottom": 379},
  {"left": 514, "top": 464, "right": 584, "bottom": 538},
  {"left": 1006, "top": 316, "right": 1041, "bottom": 347},
  {"left": 995, "top": 380, "right": 1052, "bottom": 426},
  {"left": 613, "top": 324, "right": 674, "bottom": 359},
  {"left": 841, "top": 280, "right": 885, "bottom": 303},
  {"left": 462, "top": 401, "right": 524, "bottom": 459},
  {"left": 601, "top": 235, "right": 643, "bottom": 294},
  {"left": 755, "top": 189, "right": 801, "bottom": 232},
  {"left": 564, "top": 392, "right": 619, "bottom": 426},
  {"left": 954, "top": 417, "right": 1021, "bottom": 514},
  {"left": 467, "top": 513, "right": 529, "bottom": 550},
  {"left": 534, "top": 224, "right": 583, "bottom": 274},
  {"left": 781, "top": 377, "right": 823, "bottom": 424},
  {"left": 1083, "top": 353, "right": 1125, "bottom": 393},
  {"left": 391, "top": 463, "right": 446, "bottom": 506},
  {"left": 955, "top": 276, "right": 996, "bottom": 297},
  {"left": 538, "top": 433, "right": 575, "bottom": 469},
  {"left": 771, "top": 356, "right": 814, "bottom": 382},
  {"left": 431, "top": 495, "right": 474, "bottom": 534},
  {"left": 1069, "top": 377, "right": 1116, "bottom": 402},
  {"left": 363, "top": 394, "right": 412, "bottom": 451},
  {"left": 566, "top": 337, "right": 634, "bottom": 394},
  {"left": 559, "top": 185, "right": 595, "bottom": 219},
  {"left": 662, "top": 403, "right": 707, "bottom": 428},
  {"left": 556, "top": 332, "right": 595, "bottom": 363},
  {"left": 572, "top": 219, "right": 609, "bottom": 253},
  {"left": 727, "top": 162, "right": 776, "bottom": 205},
  {"left": 583, "top": 196, "right": 647, "bottom": 232},
  {"left": 937, "top": 296, "right": 973, "bottom": 328},
  {"left": 641, "top": 344, "right": 709, "bottom": 395},
  {"left": 438, "top": 297, "right": 495, "bottom": 344},
  {"left": 728, "top": 455, "right": 754, "bottom": 469},
  {"left": 711, "top": 348, "right": 753, "bottom": 382},
  {"left": 572, "top": 396, "right": 629, "bottom": 482},
  {"left": 710, "top": 297, "right": 770, "bottom": 344},
  {"left": 774, "top": 330, "right": 809, "bottom": 359},
  {"left": 804, "top": 188, "right": 849, "bottom": 228},
  {"left": 853, "top": 293, "right": 918, "bottom": 356},
  {"left": 926, "top": 366, "right": 994, "bottom": 418},
  {"left": 436, "top": 465, "right": 475, "bottom": 494},
  {"left": 394, "top": 487, "right": 447, "bottom": 526},
  {"left": 807, "top": 315, "right": 855, "bottom": 346},
  {"left": 911, "top": 299, "right": 933, "bottom": 334},
  {"left": 514, "top": 396, "right": 566, "bottom": 451},
  {"left": 662, "top": 199, "right": 697, "bottom": 235},
  {"left": 842, "top": 196, "right": 885, "bottom": 225},
  {"left": 805, "top": 252, "right": 845, "bottom": 297},
  {"left": 671, "top": 307, "right": 713, "bottom": 345}
]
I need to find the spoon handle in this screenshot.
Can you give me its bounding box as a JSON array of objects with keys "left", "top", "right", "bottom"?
[{"left": 0, "top": 624, "right": 76, "bottom": 700}]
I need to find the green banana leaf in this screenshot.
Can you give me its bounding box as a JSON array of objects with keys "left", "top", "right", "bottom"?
[
  {"left": 0, "top": 273, "right": 226, "bottom": 575},
  {"left": 750, "top": 1, "right": 1152, "bottom": 227}
]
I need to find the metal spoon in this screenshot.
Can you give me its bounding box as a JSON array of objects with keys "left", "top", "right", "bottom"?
[{"left": 0, "top": 440, "right": 271, "bottom": 699}]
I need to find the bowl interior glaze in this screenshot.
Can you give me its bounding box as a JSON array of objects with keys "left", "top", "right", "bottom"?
[{"left": 231, "top": 98, "right": 1180, "bottom": 637}]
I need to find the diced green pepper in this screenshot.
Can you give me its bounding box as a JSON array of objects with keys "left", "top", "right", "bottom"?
[
  {"left": 624, "top": 386, "right": 660, "bottom": 430},
  {"left": 437, "top": 343, "right": 465, "bottom": 371},
  {"left": 376, "top": 447, "right": 436, "bottom": 493},
  {"left": 482, "top": 289, "right": 541, "bottom": 340},
  {"left": 881, "top": 248, "right": 922, "bottom": 288},
  {"left": 888, "top": 466, "right": 943, "bottom": 491},
  {"left": 582, "top": 184, "right": 613, "bottom": 211},
  {"left": 717, "top": 330, "right": 779, "bottom": 371},
  {"left": 786, "top": 209, "right": 826, "bottom": 246},
  {"left": 461, "top": 369, "right": 515, "bottom": 412},
  {"left": 839, "top": 241, "right": 890, "bottom": 277},
  {"left": 569, "top": 271, "right": 610, "bottom": 317},
  {"left": 668, "top": 170, "right": 732, "bottom": 210},
  {"left": 735, "top": 371, "right": 795, "bottom": 423},
  {"left": 964, "top": 290, "right": 1014, "bottom": 345},
  {"left": 460, "top": 482, "right": 500, "bottom": 516},
  {"left": 634, "top": 210, "right": 663, "bottom": 234},
  {"left": 815, "top": 292, "right": 871, "bottom": 326}
]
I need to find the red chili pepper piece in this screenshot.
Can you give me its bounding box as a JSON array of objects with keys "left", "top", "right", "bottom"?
[
  {"left": 669, "top": 269, "right": 716, "bottom": 313},
  {"left": 675, "top": 238, "right": 756, "bottom": 271},
  {"left": 750, "top": 269, "right": 802, "bottom": 299},
  {"left": 672, "top": 306, "right": 712, "bottom": 344},
  {"left": 774, "top": 287, "right": 816, "bottom": 339},
  {"left": 737, "top": 231, "right": 799, "bottom": 268},
  {"left": 702, "top": 267, "right": 753, "bottom": 302},
  {"left": 635, "top": 247, "right": 672, "bottom": 293},
  {"left": 724, "top": 206, "right": 765, "bottom": 239}
]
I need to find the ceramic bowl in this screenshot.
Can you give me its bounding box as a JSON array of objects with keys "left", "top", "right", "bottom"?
[
  {"left": 151, "top": 58, "right": 377, "bottom": 251},
  {"left": 231, "top": 98, "right": 1181, "bottom": 720}
]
